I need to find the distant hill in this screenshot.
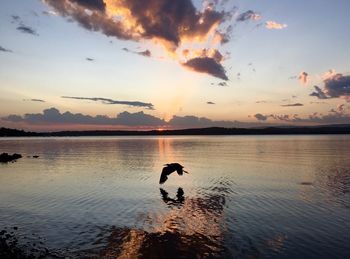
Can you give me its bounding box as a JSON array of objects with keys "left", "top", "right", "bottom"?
[
  {"left": 0, "top": 127, "right": 40, "bottom": 137},
  {"left": 1, "top": 125, "right": 350, "bottom": 137}
]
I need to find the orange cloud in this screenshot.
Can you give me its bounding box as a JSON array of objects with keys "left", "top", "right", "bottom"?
[
  {"left": 265, "top": 21, "right": 287, "bottom": 30},
  {"left": 43, "top": 0, "right": 235, "bottom": 79},
  {"left": 298, "top": 71, "right": 309, "bottom": 85}
]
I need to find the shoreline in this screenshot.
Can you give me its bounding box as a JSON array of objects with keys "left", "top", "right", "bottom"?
[{"left": 1, "top": 125, "right": 350, "bottom": 137}]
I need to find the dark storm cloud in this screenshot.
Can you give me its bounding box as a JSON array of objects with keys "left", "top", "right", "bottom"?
[
  {"left": 236, "top": 10, "right": 261, "bottom": 22},
  {"left": 183, "top": 57, "right": 228, "bottom": 80},
  {"left": 23, "top": 99, "right": 46, "bottom": 103},
  {"left": 254, "top": 113, "right": 268, "bottom": 121},
  {"left": 16, "top": 25, "right": 39, "bottom": 36},
  {"left": 0, "top": 46, "right": 12, "bottom": 53},
  {"left": 207, "top": 101, "right": 215, "bottom": 105},
  {"left": 310, "top": 73, "right": 350, "bottom": 100},
  {"left": 86, "top": 57, "right": 94, "bottom": 61},
  {"left": 61, "top": 96, "right": 155, "bottom": 110},
  {"left": 122, "top": 48, "right": 151, "bottom": 57},
  {"left": 2, "top": 108, "right": 164, "bottom": 126},
  {"left": 281, "top": 103, "right": 304, "bottom": 107}
]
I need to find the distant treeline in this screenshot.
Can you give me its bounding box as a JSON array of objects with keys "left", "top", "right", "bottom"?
[{"left": 1, "top": 125, "right": 350, "bottom": 137}]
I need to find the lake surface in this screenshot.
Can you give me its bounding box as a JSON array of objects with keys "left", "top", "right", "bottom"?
[{"left": 0, "top": 135, "right": 349, "bottom": 258}]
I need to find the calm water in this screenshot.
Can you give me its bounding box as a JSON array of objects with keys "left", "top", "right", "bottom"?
[{"left": 0, "top": 136, "right": 349, "bottom": 258}]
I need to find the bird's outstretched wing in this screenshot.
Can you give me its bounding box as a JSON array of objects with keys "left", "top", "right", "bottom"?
[{"left": 159, "top": 166, "right": 173, "bottom": 184}]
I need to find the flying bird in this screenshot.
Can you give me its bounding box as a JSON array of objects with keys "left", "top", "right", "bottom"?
[{"left": 159, "top": 163, "right": 189, "bottom": 184}]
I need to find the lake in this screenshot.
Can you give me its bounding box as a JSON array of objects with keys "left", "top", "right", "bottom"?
[{"left": 0, "top": 136, "right": 349, "bottom": 258}]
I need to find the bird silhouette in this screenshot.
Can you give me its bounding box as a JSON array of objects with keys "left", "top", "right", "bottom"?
[{"left": 159, "top": 163, "right": 189, "bottom": 184}]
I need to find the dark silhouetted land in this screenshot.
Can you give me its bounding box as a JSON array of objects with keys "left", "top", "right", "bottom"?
[{"left": 1, "top": 125, "right": 350, "bottom": 137}]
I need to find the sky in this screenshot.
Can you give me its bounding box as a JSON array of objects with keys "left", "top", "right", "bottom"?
[{"left": 1, "top": 0, "right": 350, "bottom": 131}]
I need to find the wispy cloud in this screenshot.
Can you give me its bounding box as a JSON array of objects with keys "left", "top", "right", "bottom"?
[
  {"left": 254, "top": 113, "right": 268, "bottom": 121},
  {"left": 11, "top": 15, "right": 21, "bottom": 23},
  {"left": 42, "top": 10, "right": 58, "bottom": 16},
  {"left": 16, "top": 25, "right": 39, "bottom": 36},
  {"left": 298, "top": 71, "right": 309, "bottom": 85},
  {"left": 122, "top": 48, "right": 151, "bottom": 57},
  {"left": 265, "top": 21, "right": 287, "bottom": 30},
  {"left": 61, "top": 96, "right": 155, "bottom": 110},
  {"left": 310, "top": 85, "right": 329, "bottom": 99},
  {"left": 281, "top": 103, "right": 304, "bottom": 107},
  {"left": 0, "top": 45, "right": 12, "bottom": 53},
  {"left": 23, "top": 99, "right": 46, "bottom": 103},
  {"left": 253, "top": 111, "right": 350, "bottom": 124},
  {"left": 236, "top": 10, "right": 261, "bottom": 22}
]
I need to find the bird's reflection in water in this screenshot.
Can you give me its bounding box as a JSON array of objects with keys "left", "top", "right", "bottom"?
[
  {"left": 91, "top": 181, "right": 259, "bottom": 258},
  {"left": 160, "top": 187, "right": 185, "bottom": 207}
]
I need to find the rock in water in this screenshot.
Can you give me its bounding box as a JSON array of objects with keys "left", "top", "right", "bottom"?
[{"left": 0, "top": 153, "right": 22, "bottom": 163}]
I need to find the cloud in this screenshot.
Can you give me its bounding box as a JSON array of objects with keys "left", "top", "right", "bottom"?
[
  {"left": 122, "top": 48, "right": 151, "bottom": 57},
  {"left": 168, "top": 115, "right": 243, "bottom": 128},
  {"left": 0, "top": 45, "right": 12, "bottom": 53},
  {"left": 218, "top": 82, "right": 227, "bottom": 86},
  {"left": 265, "top": 21, "right": 287, "bottom": 30},
  {"left": 70, "top": 0, "right": 106, "bottom": 11},
  {"left": 324, "top": 73, "right": 350, "bottom": 98},
  {"left": 86, "top": 57, "right": 94, "bottom": 61},
  {"left": 207, "top": 101, "right": 215, "bottom": 105},
  {"left": 2, "top": 108, "right": 164, "bottom": 126},
  {"left": 61, "top": 96, "right": 155, "bottom": 110},
  {"left": 183, "top": 57, "right": 228, "bottom": 80},
  {"left": 310, "top": 85, "right": 329, "bottom": 99},
  {"left": 310, "top": 101, "right": 328, "bottom": 105},
  {"left": 310, "top": 73, "right": 350, "bottom": 100},
  {"left": 254, "top": 113, "right": 268, "bottom": 121},
  {"left": 336, "top": 104, "right": 346, "bottom": 113},
  {"left": 16, "top": 25, "right": 39, "bottom": 36},
  {"left": 11, "top": 15, "right": 21, "bottom": 23},
  {"left": 298, "top": 71, "right": 309, "bottom": 85},
  {"left": 236, "top": 10, "right": 261, "bottom": 22},
  {"left": 2, "top": 107, "right": 268, "bottom": 129},
  {"left": 253, "top": 111, "right": 350, "bottom": 124},
  {"left": 42, "top": 10, "right": 58, "bottom": 16},
  {"left": 23, "top": 99, "right": 46, "bottom": 103},
  {"left": 281, "top": 103, "right": 304, "bottom": 107},
  {"left": 42, "top": 0, "right": 237, "bottom": 79}
]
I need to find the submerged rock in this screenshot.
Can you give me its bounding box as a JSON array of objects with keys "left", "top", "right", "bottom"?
[{"left": 0, "top": 153, "right": 22, "bottom": 163}]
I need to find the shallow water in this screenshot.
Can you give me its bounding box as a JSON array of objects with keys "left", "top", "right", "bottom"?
[{"left": 0, "top": 135, "right": 349, "bottom": 258}]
